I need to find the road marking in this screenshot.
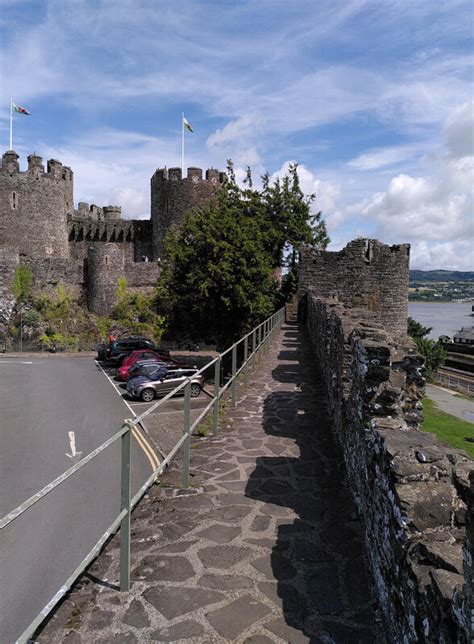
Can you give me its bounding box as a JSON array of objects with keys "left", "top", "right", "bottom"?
[
  {"left": 131, "top": 426, "right": 159, "bottom": 470},
  {"left": 95, "top": 360, "right": 161, "bottom": 470},
  {"left": 65, "top": 431, "right": 83, "bottom": 459}
]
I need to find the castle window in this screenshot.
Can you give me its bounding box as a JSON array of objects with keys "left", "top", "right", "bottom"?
[
  {"left": 105, "top": 256, "right": 108, "bottom": 265},
  {"left": 11, "top": 192, "right": 17, "bottom": 209}
]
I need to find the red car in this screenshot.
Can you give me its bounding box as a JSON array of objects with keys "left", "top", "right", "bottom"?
[{"left": 116, "top": 350, "right": 186, "bottom": 381}]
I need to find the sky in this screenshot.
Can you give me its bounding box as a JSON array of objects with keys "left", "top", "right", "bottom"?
[{"left": 0, "top": 0, "right": 473, "bottom": 270}]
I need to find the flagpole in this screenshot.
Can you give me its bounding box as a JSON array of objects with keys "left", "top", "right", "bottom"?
[
  {"left": 181, "top": 112, "right": 184, "bottom": 175},
  {"left": 10, "top": 97, "right": 13, "bottom": 150}
]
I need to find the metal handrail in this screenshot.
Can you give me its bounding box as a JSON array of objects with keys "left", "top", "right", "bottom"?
[{"left": 5, "top": 306, "right": 285, "bottom": 644}]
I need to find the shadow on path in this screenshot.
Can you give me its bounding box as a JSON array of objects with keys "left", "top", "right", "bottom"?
[{"left": 245, "top": 323, "right": 380, "bottom": 643}]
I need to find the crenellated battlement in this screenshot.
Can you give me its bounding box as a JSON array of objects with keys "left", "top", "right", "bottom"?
[
  {"left": 75, "top": 202, "right": 122, "bottom": 222},
  {"left": 1, "top": 151, "right": 73, "bottom": 183},
  {"left": 151, "top": 166, "right": 226, "bottom": 185},
  {"left": 68, "top": 216, "right": 134, "bottom": 243}
]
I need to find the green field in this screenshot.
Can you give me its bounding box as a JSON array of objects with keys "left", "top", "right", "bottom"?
[{"left": 422, "top": 398, "right": 474, "bottom": 458}]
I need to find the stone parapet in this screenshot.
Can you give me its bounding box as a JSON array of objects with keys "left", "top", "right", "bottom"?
[
  {"left": 304, "top": 293, "right": 472, "bottom": 642},
  {"left": 299, "top": 239, "right": 410, "bottom": 337}
]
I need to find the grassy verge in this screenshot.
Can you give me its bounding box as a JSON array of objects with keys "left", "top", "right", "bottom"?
[{"left": 422, "top": 397, "right": 474, "bottom": 459}]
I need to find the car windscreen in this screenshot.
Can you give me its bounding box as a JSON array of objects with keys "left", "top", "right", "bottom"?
[{"left": 149, "top": 368, "right": 168, "bottom": 381}]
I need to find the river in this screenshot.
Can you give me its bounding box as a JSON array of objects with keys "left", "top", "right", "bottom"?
[{"left": 408, "top": 302, "right": 474, "bottom": 339}]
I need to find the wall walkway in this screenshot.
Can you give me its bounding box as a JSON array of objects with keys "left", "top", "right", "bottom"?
[{"left": 37, "top": 323, "right": 381, "bottom": 643}]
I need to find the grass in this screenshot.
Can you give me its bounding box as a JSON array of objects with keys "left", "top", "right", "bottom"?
[{"left": 422, "top": 397, "right": 474, "bottom": 459}]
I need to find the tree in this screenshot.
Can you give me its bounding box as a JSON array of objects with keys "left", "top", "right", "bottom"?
[
  {"left": 12, "top": 265, "right": 32, "bottom": 302},
  {"left": 111, "top": 277, "right": 165, "bottom": 342},
  {"left": 407, "top": 317, "right": 432, "bottom": 339},
  {"left": 157, "top": 162, "right": 329, "bottom": 347},
  {"left": 408, "top": 317, "right": 445, "bottom": 381}
]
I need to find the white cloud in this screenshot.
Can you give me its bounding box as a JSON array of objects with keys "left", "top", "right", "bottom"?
[
  {"left": 270, "top": 161, "right": 341, "bottom": 214},
  {"left": 355, "top": 104, "right": 473, "bottom": 265},
  {"left": 410, "top": 239, "right": 474, "bottom": 271},
  {"left": 348, "top": 144, "right": 426, "bottom": 171},
  {"left": 443, "top": 101, "right": 474, "bottom": 159}
]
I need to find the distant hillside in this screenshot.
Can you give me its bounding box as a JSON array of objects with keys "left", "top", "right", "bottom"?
[
  {"left": 409, "top": 270, "right": 474, "bottom": 301},
  {"left": 410, "top": 270, "right": 474, "bottom": 283}
]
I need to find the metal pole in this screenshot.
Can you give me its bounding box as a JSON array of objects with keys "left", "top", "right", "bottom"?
[
  {"left": 243, "top": 335, "right": 248, "bottom": 385},
  {"left": 252, "top": 329, "right": 257, "bottom": 373},
  {"left": 182, "top": 380, "right": 191, "bottom": 487},
  {"left": 213, "top": 358, "right": 220, "bottom": 436},
  {"left": 120, "top": 421, "right": 132, "bottom": 592},
  {"left": 231, "top": 344, "right": 237, "bottom": 407},
  {"left": 20, "top": 308, "right": 23, "bottom": 353}
]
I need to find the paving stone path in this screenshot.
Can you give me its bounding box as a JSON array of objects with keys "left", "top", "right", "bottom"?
[{"left": 37, "top": 323, "right": 381, "bottom": 643}]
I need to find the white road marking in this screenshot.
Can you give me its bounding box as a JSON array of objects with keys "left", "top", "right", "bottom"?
[
  {"left": 65, "top": 431, "right": 83, "bottom": 459},
  {"left": 0, "top": 360, "right": 37, "bottom": 364}
]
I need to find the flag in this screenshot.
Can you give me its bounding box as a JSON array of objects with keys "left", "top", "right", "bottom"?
[
  {"left": 183, "top": 116, "right": 193, "bottom": 133},
  {"left": 13, "top": 102, "right": 31, "bottom": 116}
]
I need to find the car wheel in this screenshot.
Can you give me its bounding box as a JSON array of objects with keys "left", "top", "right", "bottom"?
[
  {"left": 141, "top": 388, "right": 155, "bottom": 402},
  {"left": 190, "top": 383, "right": 201, "bottom": 398}
]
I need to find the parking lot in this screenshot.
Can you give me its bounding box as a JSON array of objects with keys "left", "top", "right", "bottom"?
[{"left": 96, "top": 355, "right": 216, "bottom": 457}]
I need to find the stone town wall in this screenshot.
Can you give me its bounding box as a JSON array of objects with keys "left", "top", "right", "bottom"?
[
  {"left": 302, "top": 293, "right": 472, "bottom": 642},
  {"left": 298, "top": 240, "right": 410, "bottom": 337}
]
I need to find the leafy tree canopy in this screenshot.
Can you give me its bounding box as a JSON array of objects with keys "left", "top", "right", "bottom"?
[
  {"left": 157, "top": 161, "right": 329, "bottom": 347},
  {"left": 407, "top": 317, "right": 432, "bottom": 339},
  {"left": 408, "top": 317, "right": 445, "bottom": 381}
]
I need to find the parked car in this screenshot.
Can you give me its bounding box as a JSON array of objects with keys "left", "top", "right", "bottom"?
[
  {"left": 117, "top": 350, "right": 187, "bottom": 380},
  {"left": 126, "top": 360, "right": 169, "bottom": 380},
  {"left": 107, "top": 337, "right": 170, "bottom": 364},
  {"left": 127, "top": 367, "right": 204, "bottom": 402}
]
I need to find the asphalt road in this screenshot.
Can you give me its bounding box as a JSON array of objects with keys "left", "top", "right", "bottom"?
[
  {"left": 426, "top": 384, "right": 474, "bottom": 423},
  {"left": 0, "top": 356, "right": 160, "bottom": 644}
]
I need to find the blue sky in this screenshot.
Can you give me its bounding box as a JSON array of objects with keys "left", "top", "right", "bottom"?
[{"left": 1, "top": 0, "right": 472, "bottom": 269}]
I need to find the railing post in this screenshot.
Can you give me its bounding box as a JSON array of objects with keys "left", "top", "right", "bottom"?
[
  {"left": 182, "top": 380, "right": 191, "bottom": 487},
  {"left": 120, "top": 421, "right": 132, "bottom": 592},
  {"left": 243, "top": 335, "right": 248, "bottom": 385},
  {"left": 252, "top": 329, "right": 257, "bottom": 373},
  {"left": 213, "top": 357, "right": 221, "bottom": 436},
  {"left": 231, "top": 344, "right": 237, "bottom": 407}
]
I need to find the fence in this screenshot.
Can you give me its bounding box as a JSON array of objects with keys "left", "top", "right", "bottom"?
[
  {"left": 0, "top": 307, "right": 285, "bottom": 644},
  {"left": 435, "top": 367, "right": 474, "bottom": 396}
]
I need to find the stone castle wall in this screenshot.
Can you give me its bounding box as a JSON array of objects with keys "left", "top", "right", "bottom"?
[
  {"left": 300, "top": 294, "right": 472, "bottom": 642},
  {"left": 0, "top": 152, "right": 225, "bottom": 316},
  {"left": 0, "top": 152, "right": 72, "bottom": 259},
  {"left": 298, "top": 239, "right": 410, "bottom": 336},
  {"left": 151, "top": 166, "right": 225, "bottom": 258}
]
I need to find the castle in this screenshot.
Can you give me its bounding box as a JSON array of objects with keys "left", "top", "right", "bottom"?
[{"left": 0, "top": 150, "right": 225, "bottom": 316}]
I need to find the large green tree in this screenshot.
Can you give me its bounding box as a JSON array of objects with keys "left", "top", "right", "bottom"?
[
  {"left": 157, "top": 162, "right": 329, "bottom": 347},
  {"left": 408, "top": 317, "right": 445, "bottom": 381}
]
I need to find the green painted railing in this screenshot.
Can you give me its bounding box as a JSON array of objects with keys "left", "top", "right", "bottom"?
[{"left": 1, "top": 307, "right": 285, "bottom": 644}]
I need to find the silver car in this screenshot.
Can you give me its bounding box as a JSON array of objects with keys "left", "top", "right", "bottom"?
[{"left": 127, "top": 367, "right": 204, "bottom": 402}]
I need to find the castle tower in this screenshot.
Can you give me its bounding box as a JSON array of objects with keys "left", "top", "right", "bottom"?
[
  {"left": 298, "top": 239, "right": 410, "bottom": 336},
  {"left": 151, "top": 166, "right": 225, "bottom": 258},
  {"left": 86, "top": 243, "right": 127, "bottom": 316},
  {"left": 0, "top": 151, "right": 73, "bottom": 258}
]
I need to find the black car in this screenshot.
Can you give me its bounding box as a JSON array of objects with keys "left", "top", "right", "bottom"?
[{"left": 101, "top": 337, "right": 170, "bottom": 364}]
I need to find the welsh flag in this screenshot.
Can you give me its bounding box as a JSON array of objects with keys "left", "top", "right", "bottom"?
[
  {"left": 13, "top": 102, "right": 31, "bottom": 116},
  {"left": 183, "top": 116, "right": 193, "bottom": 132}
]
